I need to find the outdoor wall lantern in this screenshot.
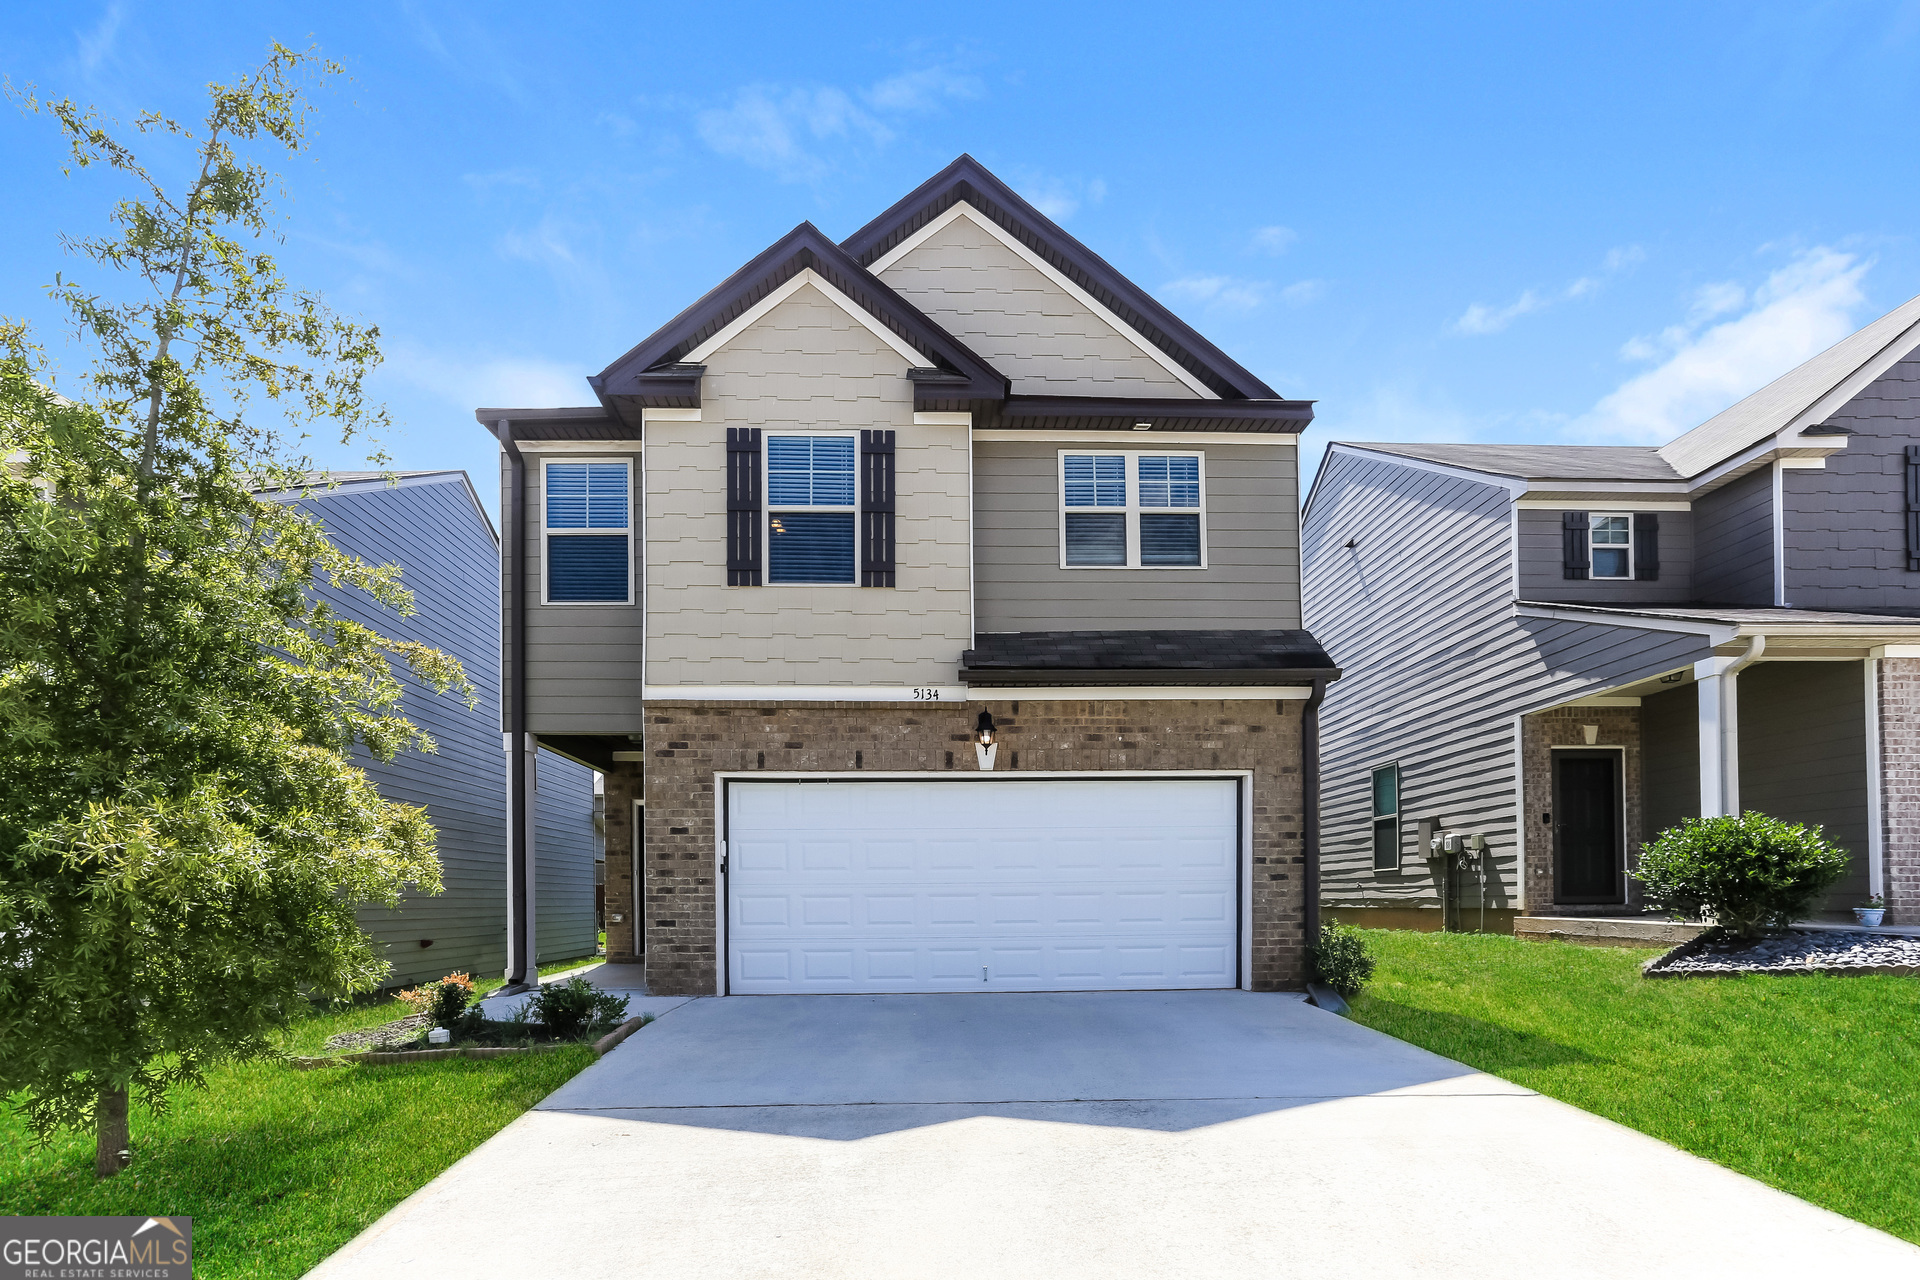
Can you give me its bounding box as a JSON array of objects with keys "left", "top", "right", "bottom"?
[{"left": 975, "top": 710, "right": 999, "bottom": 772}]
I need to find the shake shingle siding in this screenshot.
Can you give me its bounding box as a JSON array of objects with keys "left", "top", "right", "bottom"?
[
  {"left": 1782, "top": 352, "right": 1920, "bottom": 611},
  {"left": 1304, "top": 450, "right": 1713, "bottom": 912},
  {"left": 1515, "top": 509, "right": 1695, "bottom": 603},
  {"left": 295, "top": 477, "right": 597, "bottom": 986}
]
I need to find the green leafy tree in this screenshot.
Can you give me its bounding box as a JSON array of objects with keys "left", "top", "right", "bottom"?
[
  {"left": 0, "top": 46, "right": 467, "bottom": 1178},
  {"left": 1634, "top": 812, "right": 1852, "bottom": 938}
]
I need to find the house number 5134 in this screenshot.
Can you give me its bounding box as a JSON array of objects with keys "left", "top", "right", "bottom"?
[{"left": 911, "top": 688, "right": 943, "bottom": 701}]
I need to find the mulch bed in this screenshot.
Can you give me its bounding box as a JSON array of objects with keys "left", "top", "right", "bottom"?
[{"left": 1645, "top": 929, "right": 1920, "bottom": 979}]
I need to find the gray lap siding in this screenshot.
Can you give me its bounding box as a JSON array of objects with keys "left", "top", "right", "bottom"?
[{"left": 639, "top": 699, "right": 1309, "bottom": 995}]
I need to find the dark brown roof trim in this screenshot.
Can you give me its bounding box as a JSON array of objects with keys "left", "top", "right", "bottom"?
[
  {"left": 960, "top": 667, "right": 1340, "bottom": 687},
  {"left": 841, "top": 155, "right": 1279, "bottom": 402},
  {"left": 475, "top": 406, "right": 638, "bottom": 442},
  {"left": 981, "top": 396, "right": 1315, "bottom": 434},
  {"left": 633, "top": 363, "right": 704, "bottom": 409},
  {"left": 589, "top": 223, "right": 1008, "bottom": 428}
]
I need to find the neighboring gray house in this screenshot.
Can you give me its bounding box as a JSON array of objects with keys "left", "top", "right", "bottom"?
[
  {"left": 1303, "top": 297, "right": 1920, "bottom": 932},
  {"left": 267, "top": 472, "right": 599, "bottom": 987},
  {"left": 479, "top": 156, "right": 1337, "bottom": 998}
]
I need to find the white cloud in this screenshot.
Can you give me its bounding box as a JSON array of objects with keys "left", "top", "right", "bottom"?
[
  {"left": 75, "top": 2, "right": 126, "bottom": 73},
  {"left": 496, "top": 214, "right": 582, "bottom": 267},
  {"left": 1250, "top": 225, "right": 1297, "bottom": 255},
  {"left": 1280, "top": 279, "right": 1326, "bottom": 306},
  {"left": 463, "top": 168, "right": 541, "bottom": 194},
  {"left": 1571, "top": 247, "right": 1868, "bottom": 443},
  {"left": 694, "top": 68, "right": 977, "bottom": 183},
  {"left": 1160, "top": 274, "right": 1268, "bottom": 312},
  {"left": 1604, "top": 244, "right": 1647, "bottom": 272},
  {"left": 386, "top": 346, "right": 589, "bottom": 411},
  {"left": 1017, "top": 174, "right": 1105, "bottom": 222},
  {"left": 1454, "top": 290, "right": 1547, "bottom": 335}
]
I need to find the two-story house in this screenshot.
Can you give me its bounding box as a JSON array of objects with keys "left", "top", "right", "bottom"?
[
  {"left": 1302, "top": 296, "right": 1920, "bottom": 934},
  {"left": 480, "top": 157, "right": 1336, "bottom": 997}
]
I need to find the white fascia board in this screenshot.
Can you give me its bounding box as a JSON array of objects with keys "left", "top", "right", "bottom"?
[
  {"left": 1518, "top": 481, "right": 1691, "bottom": 497},
  {"left": 1871, "top": 644, "right": 1920, "bottom": 658},
  {"left": 685, "top": 269, "right": 925, "bottom": 367},
  {"left": 642, "top": 407, "right": 701, "bottom": 423},
  {"left": 647, "top": 684, "right": 969, "bottom": 702},
  {"left": 914, "top": 412, "right": 973, "bottom": 426},
  {"left": 1561, "top": 696, "right": 1642, "bottom": 707},
  {"left": 1513, "top": 602, "right": 1740, "bottom": 643},
  {"left": 981, "top": 429, "right": 1296, "bottom": 446},
  {"left": 717, "top": 768, "right": 1256, "bottom": 782},
  {"left": 969, "top": 685, "right": 1317, "bottom": 700},
  {"left": 516, "top": 439, "right": 645, "bottom": 452},
  {"left": 1321, "top": 444, "right": 1529, "bottom": 496},
  {"left": 872, "top": 203, "right": 1219, "bottom": 400},
  {"left": 1781, "top": 317, "right": 1920, "bottom": 439},
  {"left": 1514, "top": 498, "right": 1690, "bottom": 511},
  {"left": 1684, "top": 433, "right": 1840, "bottom": 495}
]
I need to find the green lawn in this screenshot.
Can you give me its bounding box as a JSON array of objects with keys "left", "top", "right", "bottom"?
[
  {"left": 1, "top": 957, "right": 606, "bottom": 1279},
  {"left": 1349, "top": 929, "right": 1920, "bottom": 1242}
]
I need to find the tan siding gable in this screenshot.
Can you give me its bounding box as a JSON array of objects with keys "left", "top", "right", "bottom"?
[
  {"left": 647, "top": 282, "right": 972, "bottom": 688},
  {"left": 877, "top": 212, "right": 1194, "bottom": 398}
]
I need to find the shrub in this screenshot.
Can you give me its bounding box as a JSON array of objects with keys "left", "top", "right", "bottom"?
[
  {"left": 1312, "top": 922, "right": 1377, "bottom": 999},
  {"left": 1634, "top": 812, "right": 1852, "bottom": 938},
  {"left": 396, "top": 972, "right": 476, "bottom": 1027},
  {"left": 527, "top": 976, "right": 630, "bottom": 1040}
]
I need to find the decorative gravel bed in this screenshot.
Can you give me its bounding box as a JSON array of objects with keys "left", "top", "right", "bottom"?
[
  {"left": 1646, "top": 929, "right": 1920, "bottom": 978},
  {"left": 324, "top": 1013, "right": 431, "bottom": 1051}
]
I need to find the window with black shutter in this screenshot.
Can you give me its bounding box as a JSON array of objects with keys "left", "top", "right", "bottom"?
[
  {"left": 1633, "top": 512, "right": 1660, "bottom": 581},
  {"left": 1561, "top": 511, "right": 1590, "bottom": 580},
  {"left": 860, "top": 430, "right": 896, "bottom": 587},
  {"left": 726, "top": 427, "right": 762, "bottom": 585},
  {"left": 1906, "top": 445, "right": 1920, "bottom": 572}
]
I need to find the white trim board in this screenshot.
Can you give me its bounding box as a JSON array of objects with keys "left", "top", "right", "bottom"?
[
  {"left": 645, "top": 684, "right": 1317, "bottom": 702},
  {"left": 1512, "top": 603, "right": 1740, "bottom": 643},
  {"left": 870, "top": 202, "right": 1218, "bottom": 399},
  {"left": 980, "top": 429, "right": 1299, "bottom": 446},
  {"left": 647, "top": 685, "right": 969, "bottom": 702},
  {"left": 971, "top": 685, "right": 1317, "bottom": 701},
  {"left": 686, "top": 269, "right": 926, "bottom": 367},
  {"left": 1515, "top": 498, "right": 1690, "bottom": 512}
]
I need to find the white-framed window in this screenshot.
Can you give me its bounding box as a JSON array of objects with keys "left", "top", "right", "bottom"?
[
  {"left": 1589, "top": 513, "right": 1632, "bottom": 579},
  {"left": 766, "top": 433, "right": 857, "bottom": 585},
  {"left": 1371, "top": 763, "right": 1401, "bottom": 871},
  {"left": 542, "top": 459, "right": 632, "bottom": 605},
  {"left": 1058, "top": 450, "right": 1206, "bottom": 569}
]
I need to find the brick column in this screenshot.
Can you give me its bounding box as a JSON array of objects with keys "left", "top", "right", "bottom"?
[
  {"left": 601, "top": 762, "right": 644, "bottom": 965},
  {"left": 1878, "top": 658, "right": 1920, "bottom": 925}
]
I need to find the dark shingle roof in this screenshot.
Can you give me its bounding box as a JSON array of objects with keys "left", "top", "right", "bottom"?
[
  {"left": 1344, "top": 442, "right": 1682, "bottom": 483},
  {"left": 960, "top": 629, "right": 1337, "bottom": 685}
]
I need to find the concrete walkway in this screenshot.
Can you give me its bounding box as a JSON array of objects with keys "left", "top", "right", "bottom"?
[{"left": 308, "top": 990, "right": 1918, "bottom": 1279}]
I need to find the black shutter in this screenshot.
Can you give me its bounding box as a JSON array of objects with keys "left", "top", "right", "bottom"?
[
  {"left": 1906, "top": 446, "right": 1920, "bottom": 572},
  {"left": 1633, "top": 512, "right": 1660, "bottom": 581},
  {"left": 726, "top": 428, "right": 762, "bottom": 586},
  {"left": 1561, "top": 511, "right": 1590, "bottom": 580},
  {"left": 860, "top": 429, "right": 896, "bottom": 588}
]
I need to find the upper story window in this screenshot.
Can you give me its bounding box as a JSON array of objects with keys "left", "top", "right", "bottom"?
[
  {"left": 766, "top": 434, "right": 857, "bottom": 584},
  {"left": 544, "top": 461, "right": 631, "bottom": 604},
  {"left": 1589, "top": 514, "right": 1632, "bottom": 579},
  {"left": 1059, "top": 451, "right": 1205, "bottom": 569}
]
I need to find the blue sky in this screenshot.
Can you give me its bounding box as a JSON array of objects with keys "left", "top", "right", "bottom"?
[{"left": 7, "top": 2, "right": 1920, "bottom": 517}]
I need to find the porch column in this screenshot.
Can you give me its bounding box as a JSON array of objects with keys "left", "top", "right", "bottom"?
[
  {"left": 505, "top": 731, "right": 540, "bottom": 987},
  {"left": 1696, "top": 638, "right": 1765, "bottom": 818}
]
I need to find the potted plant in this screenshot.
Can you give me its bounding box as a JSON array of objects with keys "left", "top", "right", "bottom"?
[{"left": 1855, "top": 896, "right": 1887, "bottom": 928}]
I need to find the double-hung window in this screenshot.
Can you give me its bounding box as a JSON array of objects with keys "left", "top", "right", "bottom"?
[
  {"left": 1371, "top": 764, "right": 1401, "bottom": 871},
  {"left": 544, "top": 461, "right": 631, "bottom": 604},
  {"left": 1588, "top": 513, "right": 1632, "bottom": 579},
  {"left": 766, "top": 434, "right": 857, "bottom": 584},
  {"left": 1060, "top": 451, "right": 1205, "bottom": 568}
]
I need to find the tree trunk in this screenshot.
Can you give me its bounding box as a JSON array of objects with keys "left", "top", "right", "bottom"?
[{"left": 94, "top": 1085, "right": 129, "bottom": 1179}]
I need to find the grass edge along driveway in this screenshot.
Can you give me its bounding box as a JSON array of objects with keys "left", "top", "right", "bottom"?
[
  {"left": 1, "top": 959, "right": 603, "bottom": 1280},
  {"left": 1348, "top": 929, "right": 1920, "bottom": 1244}
]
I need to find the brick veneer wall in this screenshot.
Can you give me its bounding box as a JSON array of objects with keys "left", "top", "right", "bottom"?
[
  {"left": 1520, "top": 706, "right": 1644, "bottom": 914},
  {"left": 640, "top": 697, "right": 1310, "bottom": 994},
  {"left": 1879, "top": 659, "right": 1920, "bottom": 925},
  {"left": 602, "top": 762, "right": 642, "bottom": 964}
]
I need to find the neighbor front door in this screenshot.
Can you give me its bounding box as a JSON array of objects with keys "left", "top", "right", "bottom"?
[{"left": 1552, "top": 750, "right": 1623, "bottom": 904}]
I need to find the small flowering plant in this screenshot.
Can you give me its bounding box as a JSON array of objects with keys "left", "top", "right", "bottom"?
[
  {"left": 397, "top": 973, "right": 476, "bottom": 1027},
  {"left": 1863, "top": 896, "right": 1887, "bottom": 909}
]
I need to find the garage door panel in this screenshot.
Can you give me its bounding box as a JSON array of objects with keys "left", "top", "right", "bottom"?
[{"left": 728, "top": 779, "right": 1239, "bottom": 994}]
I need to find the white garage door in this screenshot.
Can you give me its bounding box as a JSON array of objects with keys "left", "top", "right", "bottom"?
[{"left": 726, "top": 777, "right": 1239, "bottom": 994}]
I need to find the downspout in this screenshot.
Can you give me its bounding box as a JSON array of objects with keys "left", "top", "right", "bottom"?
[
  {"left": 1302, "top": 677, "right": 1328, "bottom": 951},
  {"left": 502, "top": 421, "right": 533, "bottom": 990}
]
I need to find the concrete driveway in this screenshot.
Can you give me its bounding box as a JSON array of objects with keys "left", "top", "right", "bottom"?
[{"left": 309, "top": 990, "right": 1917, "bottom": 1279}]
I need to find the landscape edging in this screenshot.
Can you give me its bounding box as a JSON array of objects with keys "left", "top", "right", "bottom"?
[{"left": 1642, "top": 929, "right": 1920, "bottom": 979}]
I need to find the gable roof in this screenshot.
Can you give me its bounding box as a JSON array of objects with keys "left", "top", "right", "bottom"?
[
  {"left": 1338, "top": 442, "right": 1681, "bottom": 483},
  {"left": 839, "top": 155, "right": 1280, "bottom": 402},
  {"left": 589, "top": 222, "right": 1007, "bottom": 426},
  {"left": 1659, "top": 291, "right": 1920, "bottom": 477}
]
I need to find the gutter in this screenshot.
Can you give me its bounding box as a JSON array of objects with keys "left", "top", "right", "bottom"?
[
  {"left": 1302, "top": 677, "right": 1328, "bottom": 953},
  {"left": 959, "top": 666, "right": 1342, "bottom": 687},
  {"left": 501, "top": 421, "right": 533, "bottom": 992}
]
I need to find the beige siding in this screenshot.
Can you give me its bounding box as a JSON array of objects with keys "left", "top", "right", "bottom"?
[
  {"left": 517, "top": 450, "right": 647, "bottom": 733},
  {"left": 877, "top": 211, "right": 1194, "bottom": 398},
  {"left": 973, "top": 438, "right": 1301, "bottom": 632},
  {"left": 646, "top": 282, "right": 972, "bottom": 687}
]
